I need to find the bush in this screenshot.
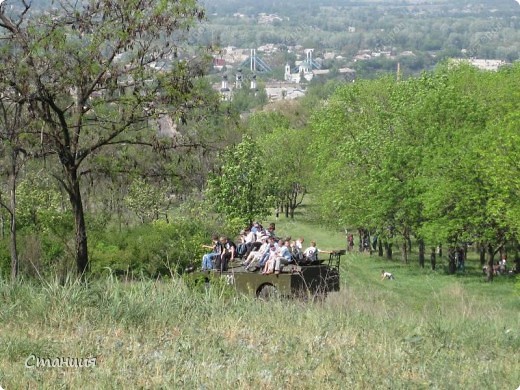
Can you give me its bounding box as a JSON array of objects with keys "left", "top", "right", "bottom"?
[
  {"left": 89, "top": 218, "right": 211, "bottom": 277},
  {"left": 16, "top": 233, "right": 72, "bottom": 280}
]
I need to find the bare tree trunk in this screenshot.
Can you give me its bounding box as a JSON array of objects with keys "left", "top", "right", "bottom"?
[
  {"left": 418, "top": 239, "right": 425, "bottom": 268},
  {"left": 486, "top": 243, "right": 495, "bottom": 282},
  {"left": 287, "top": 184, "right": 305, "bottom": 220},
  {"left": 0, "top": 213, "right": 4, "bottom": 239},
  {"left": 67, "top": 167, "right": 89, "bottom": 276},
  {"left": 513, "top": 240, "right": 520, "bottom": 271},
  {"left": 385, "top": 242, "right": 393, "bottom": 259},
  {"left": 430, "top": 247, "right": 436, "bottom": 270},
  {"left": 401, "top": 229, "right": 409, "bottom": 263},
  {"left": 448, "top": 247, "right": 456, "bottom": 274},
  {"left": 402, "top": 239, "right": 408, "bottom": 263},
  {"left": 9, "top": 169, "right": 19, "bottom": 282},
  {"left": 478, "top": 242, "right": 486, "bottom": 266}
]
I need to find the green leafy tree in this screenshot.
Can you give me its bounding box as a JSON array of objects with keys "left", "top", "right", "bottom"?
[
  {"left": 206, "top": 136, "right": 271, "bottom": 228},
  {"left": 309, "top": 77, "right": 406, "bottom": 255},
  {"left": 0, "top": 0, "right": 210, "bottom": 275},
  {"left": 258, "top": 126, "right": 310, "bottom": 219},
  {"left": 0, "top": 84, "right": 37, "bottom": 280},
  {"left": 124, "top": 177, "right": 167, "bottom": 224}
]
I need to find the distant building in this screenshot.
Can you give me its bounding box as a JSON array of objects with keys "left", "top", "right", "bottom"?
[
  {"left": 452, "top": 58, "right": 507, "bottom": 71},
  {"left": 213, "top": 58, "right": 226, "bottom": 71},
  {"left": 258, "top": 13, "right": 283, "bottom": 25},
  {"left": 284, "top": 49, "right": 316, "bottom": 83},
  {"left": 324, "top": 51, "right": 335, "bottom": 60},
  {"left": 214, "top": 70, "right": 259, "bottom": 101},
  {"left": 339, "top": 67, "right": 356, "bottom": 75},
  {"left": 265, "top": 82, "right": 306, "bottom": 101},
  {"left": 312, "top": 69, "right": 330, "bottom": 76},
  {"left": 219, "top": 74, "right": 231, "bottom": 101}
]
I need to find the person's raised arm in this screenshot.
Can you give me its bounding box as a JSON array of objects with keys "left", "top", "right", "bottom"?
[{"left": 318, "top": 249, "right": 333, "bottom": 254}]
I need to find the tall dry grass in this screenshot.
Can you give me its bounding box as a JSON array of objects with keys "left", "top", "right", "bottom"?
[{"left": 1, "top": 256, "right": 519, "bottom": 389}]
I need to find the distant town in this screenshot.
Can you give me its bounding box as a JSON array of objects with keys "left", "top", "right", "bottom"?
[{"left": 211, "top": 40, "right": 509, "bottom": 102}]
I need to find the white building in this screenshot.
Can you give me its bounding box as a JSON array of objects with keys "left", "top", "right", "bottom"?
[{"left": 284, "top": 49, "right": 315, "bottom": 83}]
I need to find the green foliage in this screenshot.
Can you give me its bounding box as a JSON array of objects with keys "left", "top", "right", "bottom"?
[
  {"left": 182, "top": 272, "right": 234, "bottom": 298},
  {"left": 227, "top": 86, "right": 268, "bottom": 113},
  {"left": 16, "top": 173, "right": 71, "bottom": 234},
  {"left": 245, "top": 111, "right": 291, "bottom": 136},
  {"left": 256, "top": 126, "right": 311, "bottom": 217},
  {"left": 89, "top": 218, "right": 209, "bottom": 277},
  {"left": 124, "top": 177, "right": 167, "bottom": 223},
  {"left": 206, "top": 136, "right": 272, "bottom": 226},
  {"left": 0, "top": 240, "right": 9, "bottom": 278},
  {"left": 309, "top": 63, "right": 520, "bottom": 259},
  {"left": 309, "top": 76, "right": 397, "bottom": 229}
]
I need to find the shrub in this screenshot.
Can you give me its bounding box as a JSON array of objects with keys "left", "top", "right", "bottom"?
[{"left": 89, "top": 218, "right": 211, "bottom": 277}]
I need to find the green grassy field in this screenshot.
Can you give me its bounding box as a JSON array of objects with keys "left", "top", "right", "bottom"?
[{"left": 1, "top": 218, "right": 519, "bottom": 389}]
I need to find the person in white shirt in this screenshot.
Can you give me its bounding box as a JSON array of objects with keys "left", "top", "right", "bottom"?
[{"left": 303, "top": 240, "right": 332, "bottom": 264}]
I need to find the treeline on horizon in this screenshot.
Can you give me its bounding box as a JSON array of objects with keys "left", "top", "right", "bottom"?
[{"left": 200, "top": 0, "right": 520, "bottom": 77}]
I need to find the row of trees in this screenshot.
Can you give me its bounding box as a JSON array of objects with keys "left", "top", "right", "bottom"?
[{"left": 307, "top": 63, "right": 520, "bottom": 280}]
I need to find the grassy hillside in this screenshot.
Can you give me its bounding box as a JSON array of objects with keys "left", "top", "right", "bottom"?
[{"left": 1, "top": 219, "right": 518, "bottom": 388}]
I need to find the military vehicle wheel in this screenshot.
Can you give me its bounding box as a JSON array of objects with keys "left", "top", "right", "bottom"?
[{"left": 256, "top": 284, "right": 278, "bottom": 300}]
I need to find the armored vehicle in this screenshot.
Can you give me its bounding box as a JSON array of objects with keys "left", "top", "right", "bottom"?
[{"left": 195, "top": 250, "right": 344, "bottom": 299}]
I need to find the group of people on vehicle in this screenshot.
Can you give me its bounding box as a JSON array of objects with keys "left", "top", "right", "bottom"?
[{"left": 200, "top": 222, "right": 331, "bottom": 273}]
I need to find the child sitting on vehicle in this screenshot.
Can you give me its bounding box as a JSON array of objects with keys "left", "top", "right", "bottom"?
[
  {"left": 273, "top": 240, "right": 293, "bottom": 274},
  {"left": 201, "top": 234, "right": 221, "bottom": 271},
  {"left": 262, "top": 244, "right": 279, "bottom": 274},
  {"left": 290, "top": 240, "right": 304, "bottom": 263},
  {"left": 243, "top": 235, "right": 270, "bottom": 270},
  {"left": 302, "top": 240, "right": 332, "bottom": 264},
  {"left": 215, "top": 236, "right": 236, "bottom": 272}
]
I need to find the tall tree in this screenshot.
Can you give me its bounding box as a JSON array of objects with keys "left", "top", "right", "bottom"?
[
  {"left": 206, "top": 136, "right": 272, "bottom": 228},
  {"left": 0, "top": 0, "right": 210, "bottom": 275},
  {"left": 309, "top": 77, "right": 409, "bottom": 255},
  {"left": 258, "top": 126, "right": 310, "bottom": 219},
  {"left": 0, "top": 89, "right": 32, "bottom": 281}
]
